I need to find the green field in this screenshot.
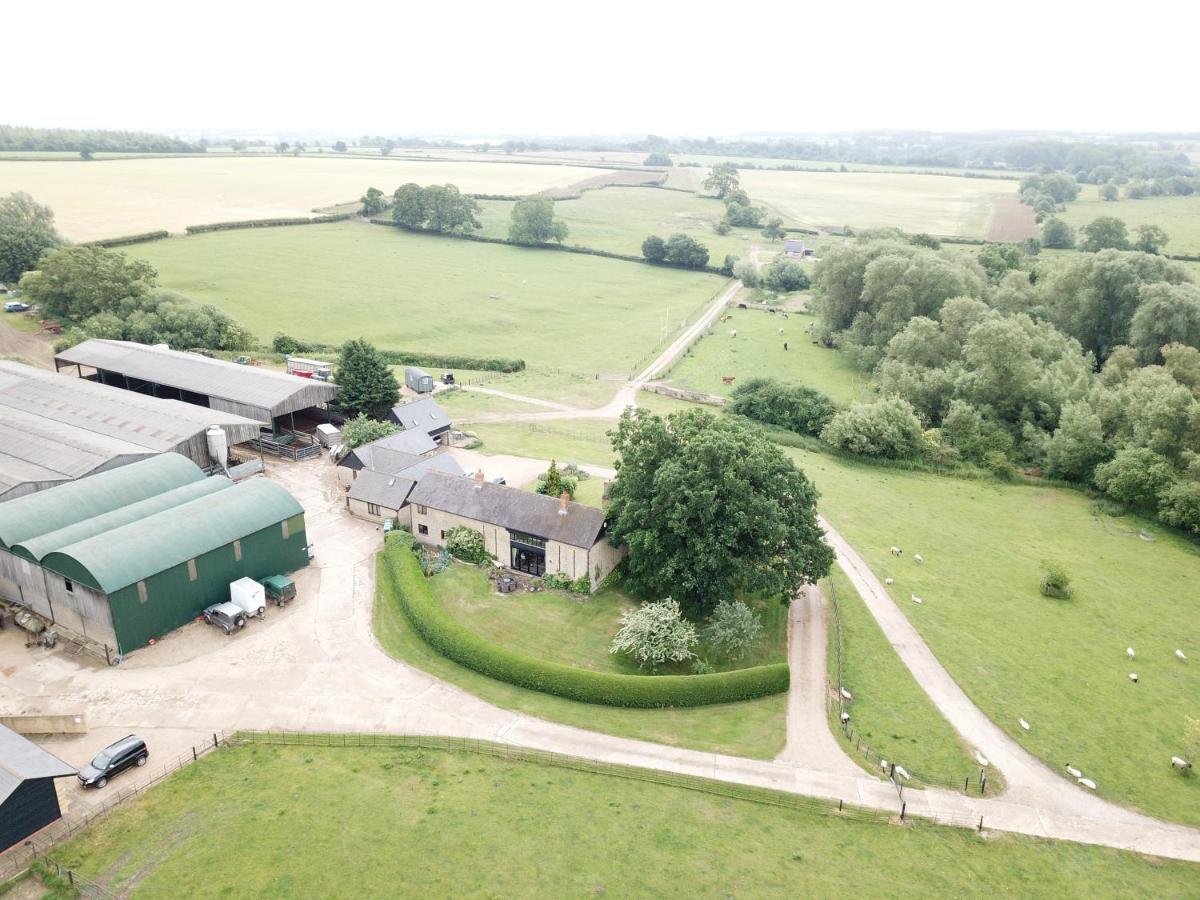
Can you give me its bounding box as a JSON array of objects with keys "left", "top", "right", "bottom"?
[
  {"left": 825, "top": 569, "right": 980, "bottom": 786},
  {"left": 375, "top": 556, "right": 786, "bottom": 759},
  {"left": 474, "top": 186, "right": 784, "bottom": 262},
  {"left": 1059, "top": 186, "right": 1200, "bottom": 255},
  {"left": 468, "top": 419, "right": 618, "bottom": 467},
  {"left": 130, "top": 224, "right": 723, "bottom": 399},
  {"left": 663, "top": 306, "right": 868, "bottom": 404},
  {"left": 785, "top": 447, "right": 1200, "bottom": 824},
  {"left": 432, "top": 562, "right": 787, "bottom": 675},
  {"left": 39, "top": 742, "right": 1200, "bottom": 898},
  {"left": 0, "top": 156, "right": 609, "bottom": 241}
]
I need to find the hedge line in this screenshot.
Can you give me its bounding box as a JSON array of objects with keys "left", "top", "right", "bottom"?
[
  {"left": 380, "top": 543, "right": 789, "bottom": 708},
  {"left": 378, "top": 349, "right": 524, "bottom": 373},
  {"left": 185, "top": 214, "right": 353, "bottom": 234},
  {"left": 82, "top": 230, "right": 170, "bottom": 248}
]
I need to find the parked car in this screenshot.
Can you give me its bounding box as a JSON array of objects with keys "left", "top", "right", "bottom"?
[
  {"left": 78, "top": 735, "right": 148, "bottom": 788},
  {"left": 441, "top": 371, "right": 455, "bottom": 385},
  {"left": 4, "top": 301, "right": 30, "bottom": 313},
  {"left": 202, "top": 601, "right": 247, "bottom": 634}
]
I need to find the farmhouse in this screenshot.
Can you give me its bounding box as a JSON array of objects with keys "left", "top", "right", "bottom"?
[
  {"left": 0, "top": 360, "right": 261, "bottom": 503},
  {"left": 342, "top": 449, "right": 463, "bottom": 522},
  {"left": 336, "top": 429, "right": 441, "bottom": 482},
  {"left": 385, "top": 397, "right": 452, "bottom": 446},
  {"left": 0, "top": 724, "right": 76, "bottom": 853},
  {"left": 0, "top": 455, "right": 309, "bottom": 654},
  {"left": 407, "top": 470, "right": 624, "bottom": 588},
  {"left": 53, "top": 339, "right": 338, "bottom": 433}
]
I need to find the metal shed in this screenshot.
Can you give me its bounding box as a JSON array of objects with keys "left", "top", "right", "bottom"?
[
  {"left": 0, "top": 724, "right": 76, "bottom": 852},
  {"left": 54, "top": 339, "right": 339, "bottom": 427}
]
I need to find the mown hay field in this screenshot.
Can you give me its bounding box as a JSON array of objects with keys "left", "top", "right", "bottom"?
[
  {"left": 0, "top": 156, "right": 608, "bottom": 241},
  {"left": 1059, "top": 186, "right": 1200, "bottom": 255}
]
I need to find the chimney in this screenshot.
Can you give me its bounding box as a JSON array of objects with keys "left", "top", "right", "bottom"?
[
  {"left": 558, "top": 490, "right": 569, "bottom": 516},
  {"left": 474, "top": 468, "right": 485, "bottom": 490}
]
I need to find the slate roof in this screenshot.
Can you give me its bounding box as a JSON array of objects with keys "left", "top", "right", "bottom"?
[
  {"left": 388, "top": 398, "right": 451, "bottom": 436},
  {"left": 0, "top": 724, "right": 76, "bottom": 805},
  {"left": 408, "top": 471, "right": 606, "bottom": 549},
  {"left": 344, "top": 429, "right": 437, "bottom": 468},
  {"left": 347, "top": 469, "right": 417, "bottom": 510}
]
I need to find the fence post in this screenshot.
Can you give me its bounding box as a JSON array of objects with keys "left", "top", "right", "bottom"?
[
  {"left": 900, "top": 801, "right": 906, "bottom": 821},
  {"left": 192, "top": 746, "right": 197, "bottom": 762},
  {"left": 978, "top": 816, "right": 984, "bottom": 832},
  {"left": 68, "top": 870, "right": 75, "bottom": 886},
  {"left": 979, "top": 773, "right": 987, "bottom": 795},
  {"left": 964, "top": 776, "right": 969, "bottom": 793},
  {"left": 212, "top": 732, "right": 218, "bottom": 749},
  {"left": 838, "top": 799, "right": 843, "bottom": 812}
]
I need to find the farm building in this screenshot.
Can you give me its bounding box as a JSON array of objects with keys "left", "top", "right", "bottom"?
[
  {"left": 336, "top": 429, "right": 440, "bottom": 479},
  {"left": 0, "top": 455, "right": 309, "bottom": 654},
  {"left": 783, "top": 239, "right": 807, "bottom": 257},
  {"left": 54, "top": 339, "right": 338, "bottom": 432},
  {"left": 345, "top": 453, "right": 464, "bottom": 523},
  {"left": 385, "top": 398, "right": 452, "bottom": 446},
  {"left": 0, "top": 360, "right": 261, "bottom": 503},
  {"left": 0, "top": 724, "right": 76, "bottom": 852},
  {"left": 407, "top": 470, "right": 624, "bottom": 589}
]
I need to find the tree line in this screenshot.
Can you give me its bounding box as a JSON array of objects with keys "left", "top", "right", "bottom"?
[{"left": 0, "top": 125, "right": 204, "bottom": 154}]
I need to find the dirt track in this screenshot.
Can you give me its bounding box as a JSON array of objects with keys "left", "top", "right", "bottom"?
[
  {"left": 987, "top": 193, "right": 1037, "bottom": 241},
  {"left": 0, "top": 319, "right": 55, "bottom": 369}
]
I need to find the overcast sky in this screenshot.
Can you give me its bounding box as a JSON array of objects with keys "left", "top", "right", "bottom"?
[{"left": 6, "top": 1, "right": 1197, "bottom": 138}]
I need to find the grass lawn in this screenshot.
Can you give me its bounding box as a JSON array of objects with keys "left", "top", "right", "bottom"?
[
  {"left": 1059, "top": 187, "right": 1200, "bottom": 255},
  {"left": 430, "top": 563, "right": 787, "bottom": 675},
  {"left": 130, "top": 224, "right": 724, "bottom": 385},
  {"left": 0, "top": 156, "right": 609, "bottom": 241},
  {"left": 663, "top": 306, "right": 868, "bottom": 404},
  {"left": 467, "top": 419, "right": 617, "bottom": 468},
  {"left": 435, "top": 385, "right": 551, "bottom": 418},
  {"left": 785, "top": 447, "right": 1200, "bottom": 824},
  {"left": 464, "top": 368, "right": 626, "bottom": 408},
  {"left": 475, "top": 186, "right": 771, "bottom": 262},
  {"left": 517, "top": 469, "right": 607, "bottom": 508},
  {"left": 824, "top": 568, "right": 981, "bottom": 788},
  {"left": 737, "top": 169, "right": 1017, "bottom": 237},
  {"left": 374, "top": 558, "right": 787, "bottom": 759},
  {"left": 41, "top": 743, "right": 1200, "bottom": 898}
]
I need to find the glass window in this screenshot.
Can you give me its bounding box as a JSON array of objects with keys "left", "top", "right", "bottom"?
[
  {"left": 509, "top": 531, "right": 546, "bottom": 549},
  {"left": 367, "top": 503, "right": 380, "bottom": 516},
  {"left": 417, "top": 505, "right": 428, "bottom": 515},
  {"left": 418, "top": 524, "right": 429, "bottom": 536},
  {"left": 64, "top": 577, "right": 74, "bottom": 593}
]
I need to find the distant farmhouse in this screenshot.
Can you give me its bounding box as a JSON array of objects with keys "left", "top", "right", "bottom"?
[{"left": 783, "top": 239, "right": 808, "bottom": 258}]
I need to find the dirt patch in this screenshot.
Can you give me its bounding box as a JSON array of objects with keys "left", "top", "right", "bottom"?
[
  {"left": 541, "top": 169, "right": 665, "bottom": 200},
  {"left": 0, "top": 319, "right": 55, "bottom": 369},
  {"left": 987, "top": 193, "right": 1037, "bottom": 241}
]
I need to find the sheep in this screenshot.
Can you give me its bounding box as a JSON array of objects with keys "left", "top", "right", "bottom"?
[
  {"left": 913, "top": 553, "right": 924, "bottom": 565},
  {"left": 840, "top": 687, "right": 854, "bottom": 701},
  {"left": 975, "top": 752, "right": 989, "bottom": 767},
  {"left": 890, "top": 546, "right": 902, "bottom": 556},
  {"left": 1177, "top": 649, "right": 1188, "bottom": 661},
  {"left": 1019, "top": 718, "right": 1031, "bottom": 731},
  {"left": 894, "top": 765, "right": 911, "bottom": 781},
  {"left": 1127, "top": 647, "right": 1135, "bottom": 660},
  {"left": 1130, "top": 673, "right": 1139, "bottom": 683},
  {"left": 1078, "top": 777, "right": 1097, "bottom": 790},
  {"left": 1170, "top": 756, "right": 1192, "bottom": 772},
  {"left": 911, "top": 594, "right": 924, "bottom": 605},
  {"left": 1065, "top": 763, "right": 1082, "bottom": 779},
  {"left": 730, "top": 330, "right": 737, "bottom": 337},
  {"left": 779, "top": 327, "right": 784, "bottom": 334},
  {"left": 884, "top": 577, "right": 895, "bottom": 585},
  {"left": 840, "top": 711, "right": 851, "bottom": 724},
  {"left": 879, "top": 758, "right": 889, "bottom": 773}
]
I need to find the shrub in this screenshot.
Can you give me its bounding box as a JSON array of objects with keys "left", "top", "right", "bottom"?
[
  {"left": 728, "top": 378, "right": 836, "bottom": 436},
  {"left": 446, "top": 526, "right": 493, "bottom": 565},
  {"left": 733, "top": 259, "right": 761, "bottom": 287},
  {"left": 763, "top": 257, "right": 810, "bottom": 292},
  {"left": 1040, "top": 561, "right": 1073, "bottom": 599},
  {"left": 663, "top": 233, "right": 710, "bottom": 269},
  {"left": 341, "top": 414, "right": 399, "bottom": 449},
  {"left": 820, "top": 398, "right": 925, "bottom": 459},
  {"left": 83, "top": 230, "right": 170, "bottom": 248},
  {"left": 1156, "top": 480, "right": 1200, "bottom": 534},
  {"left": 1094, "top": 448, "right": 1176, "bottom": 509},
  {"left": 380, "top": 545, "right": 789, "bottom": 707},
  {"left": 713, "top": 220, "right": 731, "bottom": 236},
  {"left": 702, "top": 600, "right": 763, "bottom": 661},
  {"left": 610, "top": 598, "right": 697, "bottom": 669},
  {"left": 641, "top": 235, "right": 667, "bottom": 263},
  {"left": 184, "top": 214, "right": 351, "bottom": 234}
]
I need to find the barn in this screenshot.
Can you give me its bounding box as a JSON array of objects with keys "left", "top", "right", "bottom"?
[
  {"left": 0, "top": 360, "right": 262, "bottom": 503},
  {"left": 0, "top": 724, "right": 76, "bottom": 853},
  {"left": 385, "top": 398, "right": 452, "bottom": 446},
  {"left": 0, "top": 455, "right": 309, "bottom": 654}
]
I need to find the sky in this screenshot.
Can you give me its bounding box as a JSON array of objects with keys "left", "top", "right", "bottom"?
[{"left": 6, "top": 0, "right": 1198, "bottom": 138}]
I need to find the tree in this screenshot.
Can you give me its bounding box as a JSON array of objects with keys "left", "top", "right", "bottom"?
[
  {"left": 733, "top": 259, "right": 761, "bottom": 287},
  {"left": 723, "top": 201, "right": 765, "bottom": 227},
  {"left": 609, "top": 598, "right": 697, "bottom": 669},
  {"left": 422, "top": 184, "right": 481, "bottom": 234},
  {"left": 360, "top": 187, "right": 387, "bottom": 217},
  {"left": 643, "top": 153, "right": 673, "bottom": 166},
  {"left": 729, "top": 378, "right": 837, "bottom": 436},
  {"left": 702, "top": 599, "right": 763, "bottom": 660},
  {"left": 1162, "top": 343, "right": 1200, "bottom": 393},
  {"left": 1039, "top": 562, "right": 1073, "bottom": 599},
  {"left": 341, "top": 413, "right": 400, "bottom": 448},
  {"left": 18, "top": 245, "right": 155, "bottom": 322},
  {"left": 54, "top": 290, "right": 254, "bottom": 354},
  {"left": 1080, "top": 216, "right": 1131, "bottom": 252},
  {"left": 380, "top": 139, "right": 395, "bottom": 157},
  {"left": 1094, "top": 448, "right": 1176, "bottom": 508},
  {"left": 1157, "top": 480, "right": 1200, "bottom": 535},
  {"left": 763, "top": 257, "right": 810, "bottom": 292},
  {"left": 1133, "top": 224, "right": 1170, "bottom": 255},
  {"left": 392, "top": 183, "right": 427, "bottom": 228},
  {"left": 334, "top": 339, "right": 400, "bottom": 419},
  {"left": 977, "top": 243, "right": 1022, "bottom": 284},
  {"left": 1041, "top": 217, "right": 1076, "bottom": 249},
  {"left": 508, "top": 196, "right": 568, "bottom": 244},
  {"left": 333, "top": 140, "right": 348, "bottom": 152},
  {"left": 606, "top": 409, "right": 833, "bottom": 611},
  {"left": 1099, "top": 182, "right": 1119, "bottom": 201},
  {"left": 535, "top": 459, "right": 577, "bottom": 500},
  {"left": 641, "top": 235, "right": 667, "bottom": 263},
  {"left": 79, "top": 147, "right": 94, "bottom": 161},
  {"left": 703, "top": 162, "right": 739, "bottom": 199},
  {"left": 1129, "top": 283, "right": 1200, "bottom": 363},
  {"left": 761, "top": 218, "right": 786, "bottom": 242},
  {"left": 0, "top": 192, "right": 63, "bottom": 283},
  {"left": 274, "top": 142, "right": 289, "bottom": 154},
  {"left": 820, "top": 398, "right": 926, "bottom": 459},
  {"left": 664, "top": 233, "right": 709, "bottom": 269},
  {"left": 1045, "top": 400, "right": 1111, "bottom": 482}
]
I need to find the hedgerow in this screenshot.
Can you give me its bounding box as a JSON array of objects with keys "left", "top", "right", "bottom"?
[
  {"left": 380, "top": 544, "right": 789, "bottom": 708},
  {"left": 82, "top": 231, "right": 170, "bottom": 248},
  {"left": 184, "top": 214, "right": 352, "bottom": 234}
]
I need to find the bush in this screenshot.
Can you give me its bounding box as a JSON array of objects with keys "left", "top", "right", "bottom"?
[
  {"left": 1094, "top": 448, "right": 1176, "bottom": 509},
  {"left": 763, "top": 257, "right": 810, "bottom": 292},
  {"left": 1157, "top": 480, "right": 1200, "bottom": 534},
  {"left": 733, "top": 259, "right": 761, "bottom": 287},
  {"left": 702, "top": 600, "right": 763, "bottom": 661},
  {"left": 641, "top": 234, "right": 667, "bottom": 263},
  {"left": 341, "top": 414, "right": 400, "bottom": 448},
  {"left": 380, "top": 544, "right": 789, "bottom": 707},
  {"left": 728, "top": 378, "right": 837, "bottom": 436},
  {"left": 820, "top": 398, "right": 925, "bottom": 459},
  {"left": 83, "top": 230, "right": 170, "bottom": 248},
  {"left": 446, "top": 526, "right": 494, "bottom": 565},
  {"left": 184, "top": 214, "right": 351, "bottom": 234},
  {"left": 269, "top": 333, "right": 525, "bottom": 373},
  {"left": 541, "top": 572, "right": 592, "bottom": 594},
  {"left": 1040, "top": 562, "right": 1073, "bottom": 599},
  {"left": 664, "top": 233, "right": 710, "bottom": 269},
  {"left": 610, "top": 598, "right": 697, "bottom": 669}
]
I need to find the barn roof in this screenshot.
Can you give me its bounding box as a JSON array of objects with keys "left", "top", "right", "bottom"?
[
  {"left": 408, "top": 471, "right": 606, "bottom": 549},
  {"left": 41, "top": 478, "right": 304, "bottom": 595},
  {"left": 0, "top": 453, "right": 204, "bottom": 549},
  {"left": 0, "top": 724, "right": 76, "bottom": 805},
  {"left": 347, "top": 429, "right": 437, "bottom": 465},
  {"left": 55, "top": 340, "right": 338, "bottom": 419},
  {"left": 388, "top": 398, "right": 451, "bottom": 435},
  {"left": 348, "top": 469, "right": 417, "bottom": 510}
]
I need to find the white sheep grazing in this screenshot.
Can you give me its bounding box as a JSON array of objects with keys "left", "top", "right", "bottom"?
[
  {"left": 894, "top": 765, "right": 911, "bottom": 781},
  {"left": 1171, "top": 756, "right": 1192, "bottom": 771},
  {"left": 879, "top": 758, "right": 889, "bottom": 773},
  {"left": 1078, "top": 777, "right": 1097, "bottom": 790},
  {"left": 730, "top": 330, "right": 737, "bottom": 337},
  {"left": 975, "top": 752, "right": 989, "bottom": 767},
  {"left": 890, "top": 546, "right": 902, "bottom": 556},
  {"left": 1065, "top": 763, "right": 1082, "bottom": 778},
  {"left": 911, "top": 594, "right": 924, "bottom": 605},
  {"left": 913, "top": 553, "right": 924, "bottom": 564},
  {"left": 778, "top": 327, "right": 784, "bottom": 334},
  {"left": 1019, "top": 718, "right": 1031, "bottom": 731},
  {"left": 1177, "top": 649, "right": 1188, "bottom": 661},
  {"left": 884, "top": 577, "right": 894, "bottom": 585},
  {"left": 1129, "top": 673, "right": 1139, "bottom": 683},
  {"left": 840, "top": 687, "right": 853, "bottom": 701},
  {"left": 840, "top": 711, "right": 850, "bottom": 723},
  {"left": 1127, "top": 647, "right": 1135, "bottom": 660}
]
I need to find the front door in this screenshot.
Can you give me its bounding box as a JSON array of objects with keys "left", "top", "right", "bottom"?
[{"left": 511, "top": 546, "right": 545, "bottom": 577}]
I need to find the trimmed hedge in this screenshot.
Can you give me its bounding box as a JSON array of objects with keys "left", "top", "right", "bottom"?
[
  {"left": 82, "top": 230, "right": 170, "bottom": 248},
  {"left": 380, "top": 543, "right": 789, "bottom": 708},
  {"left": 269, "top": 333, "right": 525, "bottom": 373},
  {"left": 185, "top": 214, "right": 352, "bottom": 234}
]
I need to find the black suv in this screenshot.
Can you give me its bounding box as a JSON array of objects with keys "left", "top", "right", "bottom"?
[{"left": 78, "top": 735, "right": 148, "bottom": 788}]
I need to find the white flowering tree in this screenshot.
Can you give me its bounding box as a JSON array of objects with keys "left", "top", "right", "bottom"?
[
  {"left": 610, "top": 598, "right": 697, "bottom": 670},
  {"left": 703, "top": 600, "right": 764, "bottom": 660}
]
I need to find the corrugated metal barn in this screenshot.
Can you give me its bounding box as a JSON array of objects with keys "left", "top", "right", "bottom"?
[
  {"left": 0, "top": 360, "right": 262, "bottom": 502},
  {"left": 0, "top": 724, "right": 75, "bottom": 852},
  {"left": 54, "top": 339, "right": 339, "bottom": 428},
  {"left": 0, "top": 455, "right": 309, "bottom": 654}
]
